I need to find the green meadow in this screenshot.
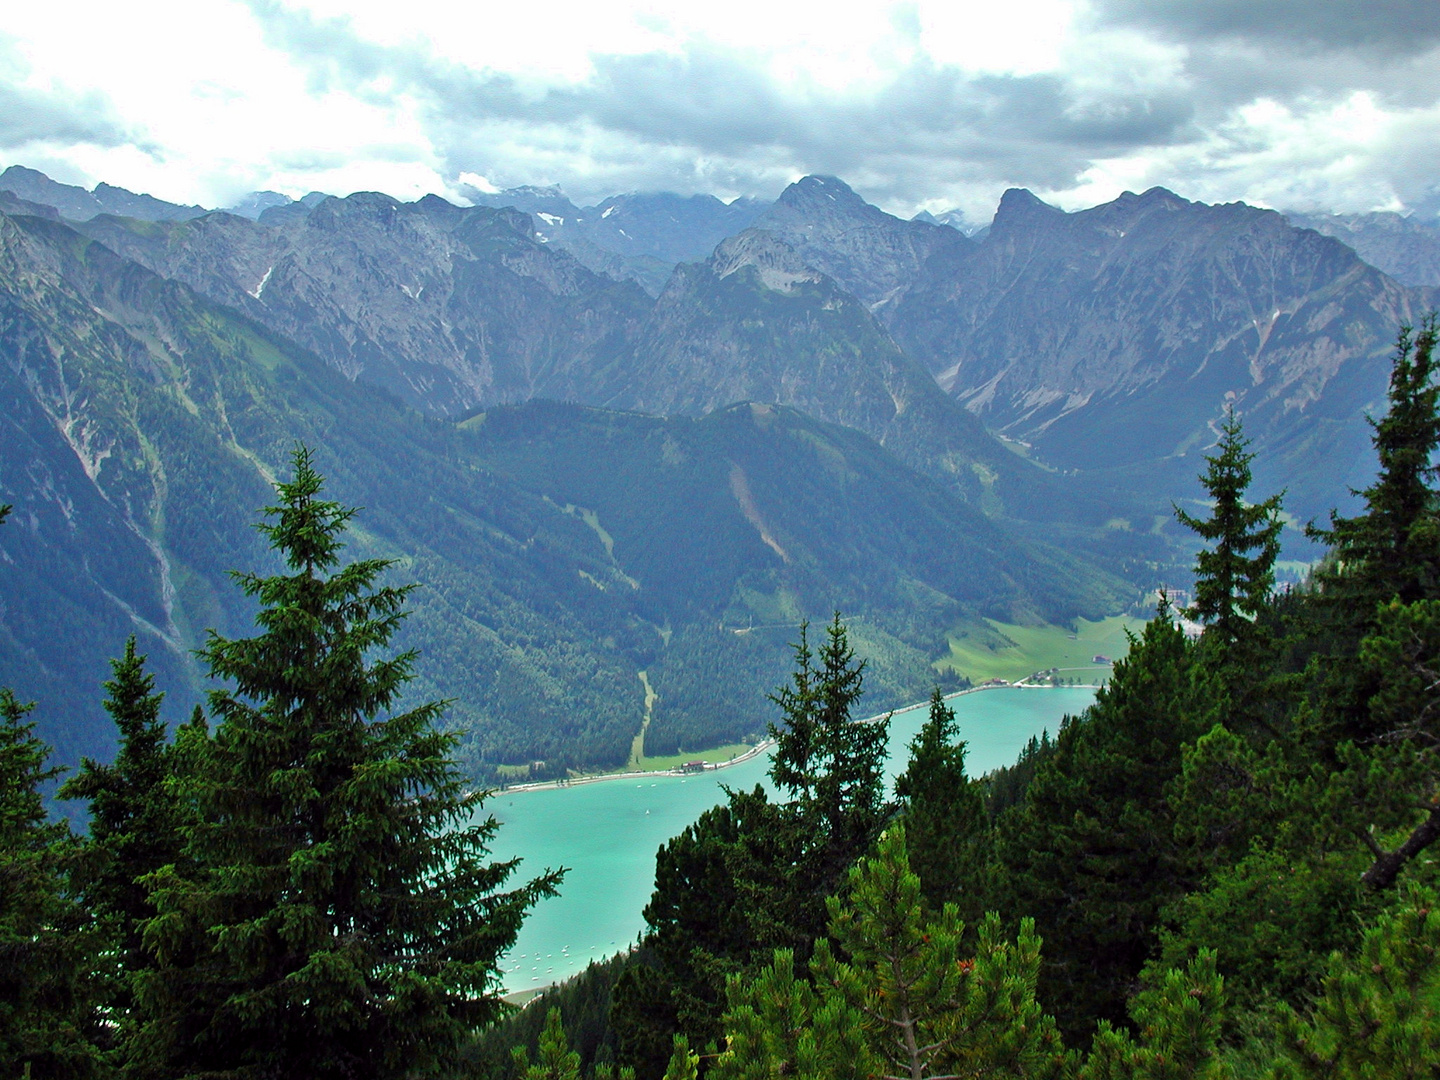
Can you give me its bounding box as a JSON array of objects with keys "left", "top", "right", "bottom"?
[{"left": 936, "top": 615, "right": 1145, "bottom": 683}]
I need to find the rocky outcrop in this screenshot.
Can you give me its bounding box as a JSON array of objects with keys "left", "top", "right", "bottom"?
[
  {"left": 1285, "top": 209, "right": 1440, "bottom": 288},
  {"left": 72, "top": 193, "right": 654, "bottom": 416},
  {"left": 753, "top": 175, "right": 971, "bottom": 306},
  {"left": 884, "top": 186, "right": 1437, "bottom": 521}
]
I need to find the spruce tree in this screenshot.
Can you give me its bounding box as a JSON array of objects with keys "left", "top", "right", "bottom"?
[
  {"left": 619, "top": 615, "right": 886, "bottom": 1078},
  {"left": 59, "top": 637, "right": 182, "bottom": 1022},
  {"left": 1174, "top": 408, "right": 1283, "bottom": 661},
  {"left": 769, "top": 614, "right": 889, "bottom": 889},
  {"left": 893, "top": 688, "right": 989, "bottom": 917},
  {"left": 133, "top": 446, "right": 562, "bottom": 1080},
  {"left": 0, "top": 690, "right": 105, "bottom": 1079},
  {"left": 1311, "top": 315, "right": 1440, "bottom": 621}
]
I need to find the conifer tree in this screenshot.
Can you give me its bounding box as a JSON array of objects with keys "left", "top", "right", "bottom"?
[
  {"left": 0, "top": 690, "right": 105, "bottom": 1079},
  {"left": 133, "top": 446, "right": 562, "bottom": 1080},
  {"left": 1269, "top": 887, "right": 1440, "bottom": 1078},
  {"left": 893, "top": 688, "right": 989, "bottom": 917},
  {"left": 59, "top": 637, "right": 182, "bottom": 1020},
  {"left": 659, "top": 1036, "right": 699, "bottom": 1080},
  {"left": 1311, "top": 315, "right": 1440, "bottom": 621},
  {"left": 996, "top": 600, "right": 1218, "bottom": 1040},
  {"left": 769, "top": 614, "right": 889, "bottom": 888},
  {"left": 619, "top": 615, "right": 885, "bottom": 1078},
  {"left": 1174, "top": 408, "right": 1283, "bottom": 661},
  {"left": 512, "top": 1009, "right": 582, "bottom": 1080},
  {"left": 810, "top": 827, "right": 1068, "bottom": 1080}
]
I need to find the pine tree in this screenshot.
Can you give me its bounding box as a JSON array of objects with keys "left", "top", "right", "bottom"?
[
  {"left": 1174, "top": 408, "right": 1284, "bottom": 661},
  {"left": 710, "top": 947, "right": 870, "bottom": 1080},
  {"left": 0, "top": 690, "right": 105, "bottom": 1079},
  {"left": 1269, "top": 887, "right": 1440, "bottom": 1078},
  {"left": 810, "top": 827, "right": 1068, "bottom": 1080},
  {"left": 133, "top": 446, "right": 562, "bottom": 1080},
  {"left": 59, "top": 637, "right": 182, "bottom": 1021},
  {"left": 893, "top": 688, "right": 990, "bottom": 917},
  {"left": 512, "top": 1009, "right": 582, "bottom": 1080},
  {"left": 1078, "top": 953, "right": 1227, "bottom": 1080}
]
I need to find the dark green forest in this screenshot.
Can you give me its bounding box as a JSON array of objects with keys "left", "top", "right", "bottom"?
[{"left": 6, "top": 318, "right": 1440, "bottom": 1078}]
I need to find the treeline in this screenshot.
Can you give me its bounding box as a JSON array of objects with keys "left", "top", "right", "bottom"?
[
  {"left": 491, "top": 316, "right": 1440, "bottom": 1078},
  {"left": 1, "top": 450, "right": 561, "bottom": 1079}
]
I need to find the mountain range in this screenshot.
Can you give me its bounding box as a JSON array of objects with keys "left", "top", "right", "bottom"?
[{"left": 2, "top": 162, "right": 1436, "bottom": 779}]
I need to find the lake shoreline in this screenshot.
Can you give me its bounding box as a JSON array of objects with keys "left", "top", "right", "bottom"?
[{"left": 491, "top": 680, "right": 1103, "bottom": 797}]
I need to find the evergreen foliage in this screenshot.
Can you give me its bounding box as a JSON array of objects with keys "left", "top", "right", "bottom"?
[
  {"left": 995, "top": 602, "right": 1217, "bottom": 1038},
  {"left": 513, "top": 1009, "right": 583, "bottom": 1080},
  {"left": 1311, "top": 315, "right": 1440, "bottom": 620},
  {"left": 810, "top": 827, "right": 1068, "bottom": 1080},
  {"left": 615, "top": 614, "right": 890, "bottom": 1077},
  {"left": 1173, "top": 408, "right": 1283, "bottom": 663},
  {"left": 130, "top": 447, "right": 562, "bottom": 1080},
  {"left": 0, "top": 690, "right": 105, "bottom": 1079},
  {"left": 893, "top": 688, "right": 989, "bottom": 917},
  {"left": 58, "top": 637, "right": 182, "bottom": 1025},
  {"left": 768, "top": 615, "right": 891, "bottom": 881},
  {"left": 1269, "top": 888, "right": 1440, "bottom": 1079}
]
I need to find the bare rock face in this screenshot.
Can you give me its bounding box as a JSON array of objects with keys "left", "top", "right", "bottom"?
[
  {"left": 1285, "top": 209, "right": 1440, "bottom": 288},
  {"left": 0, "top": 164, "right": 206, "bottom": 222},
  {"left": 884, "top": 186, "right": 1437, "bottom": 521},
  {"left": 73, "top": 193, "right": 653, "bottom": 416},
  {"left": 753, "top": 175, "right": 971, "bottom": 306},
  {"left": 607, "top": 227, "right": 1095, "bottom": 524}
]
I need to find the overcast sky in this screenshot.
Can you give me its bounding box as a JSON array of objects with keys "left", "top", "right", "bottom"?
[{"left": 4, "top": 0, "right": 1439, "bottom": 222}]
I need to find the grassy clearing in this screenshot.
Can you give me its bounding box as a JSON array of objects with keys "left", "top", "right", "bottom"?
[
  {"left": 936, "top": 615, "right": 1145, "bottom": 683},
  {"left": 633, "top": 743, "right": 756, "bottom": 772}
]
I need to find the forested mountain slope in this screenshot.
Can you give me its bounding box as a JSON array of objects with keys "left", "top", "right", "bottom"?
[
  {"left": 0, "top": 206, "right": 1122, "bottom": 775},
  {"left": 466, "top": 400, "right": 1123, "bottom": 753}
]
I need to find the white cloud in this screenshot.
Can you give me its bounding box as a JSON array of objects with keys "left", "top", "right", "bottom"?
[{"left": 2, "top": 0, "right": 1437, "bottom": 218}]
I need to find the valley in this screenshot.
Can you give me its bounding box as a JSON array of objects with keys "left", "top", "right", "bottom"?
[{"left": 0, "top": 164, "right": 1432, "bottom": 783}]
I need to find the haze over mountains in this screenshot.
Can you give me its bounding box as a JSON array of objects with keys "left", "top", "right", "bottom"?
[{"left": 2, "top": 162, "right": 1436, "bottom": 779}]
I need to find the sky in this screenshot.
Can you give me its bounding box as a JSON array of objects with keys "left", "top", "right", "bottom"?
[{"left": 3, "top": 0, "right": 1439, "bottom": 223}]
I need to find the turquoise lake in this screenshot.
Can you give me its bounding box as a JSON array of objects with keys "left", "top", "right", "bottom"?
[{"left": 487, "top": 685, "right": 1096, "bottom": 990}]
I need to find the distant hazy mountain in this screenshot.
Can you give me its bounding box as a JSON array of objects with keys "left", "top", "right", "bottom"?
[
  {"left": 609, "top": 227, "right": 1069, "bottom": 520},
  {"left": 913, "top": 208, "right": 989, "bottom": 239},
  {"left": 222, "top": 190, "right": 295, "bottom": 219},
  {"left": 1285, "top": 209, "right": 1440, "bottom": 288},
  {"left": 71, "top": 193, "right": 654, "bottom": 416},
  {"left": 884, "top": 186, "right": 1437, "bottom": 526},
  {"left": 0, "top": 164, "right": 206, "bottom": 221},
  {"left": 750, "top": 176, "right": 970, "bottom": 307},
  {"left": 467, "top": 185, "right": 770, "bottom": 295}
]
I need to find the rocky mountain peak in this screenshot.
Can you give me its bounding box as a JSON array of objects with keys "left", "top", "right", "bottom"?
[
  {"left": 755, "top": 176, "right": 967, "bottom": 305},
  {"left": 773, "top": 174, "right": 873, "bottom": 217},
  {"left": 992, "top": 188, "right": 1065, "bottom": 226},
  {"left": 709, "top": 228, "right": 822, "bottom": 293}
]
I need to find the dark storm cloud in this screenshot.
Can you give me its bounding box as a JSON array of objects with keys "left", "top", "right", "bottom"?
[
  {"left": 241, "top": 0, "right": 1196, "bottom": 200},
  {"left": 1097, "top": 0, "right": 1440, "bottom": 56}
]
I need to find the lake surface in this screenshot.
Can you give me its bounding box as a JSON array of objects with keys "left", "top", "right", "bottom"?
[{"left": 487, "top": 685, "right": 1096, "bottom": 990}]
